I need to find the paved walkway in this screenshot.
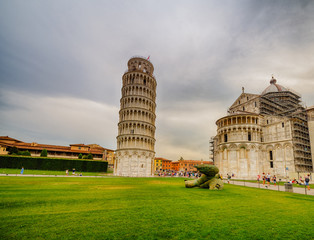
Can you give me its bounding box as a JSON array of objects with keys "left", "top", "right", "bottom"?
[{"left": 224, "top": 179, "right": 313, "bottom": 196}]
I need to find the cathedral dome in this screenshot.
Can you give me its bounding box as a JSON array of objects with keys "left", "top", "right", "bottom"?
[{"left": 261, "top": 76, "right": 288, "bottom": 95}]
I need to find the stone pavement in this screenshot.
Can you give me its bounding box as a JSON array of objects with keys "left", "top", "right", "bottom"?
[{"left": 224, "top": 179, "right": 313, "bottom": 196}]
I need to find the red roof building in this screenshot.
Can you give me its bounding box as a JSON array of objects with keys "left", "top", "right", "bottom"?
[
  {"left": 0, "top": 136, "right": 114, "bottom": 162},
  {"left": 162, "top": 159, "right": 172, "bottom": 171},
  {"left": 178, "top": 159, "right": 213, "bottom": 172},
  {"left": 171, "top": 161, "right": 179, "bottom": 171}
]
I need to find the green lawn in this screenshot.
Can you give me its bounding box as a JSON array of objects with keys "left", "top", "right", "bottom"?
[
  {"left": 0, "top": 168, "right": 111, "bottom": 176},
  {"left": 0, "top": 177, "right": 313, "bottom": 240}
]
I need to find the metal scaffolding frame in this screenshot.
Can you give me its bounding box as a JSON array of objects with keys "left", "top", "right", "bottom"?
[{"left": 260, "top": 91, "right": 312, "bottom": 172}]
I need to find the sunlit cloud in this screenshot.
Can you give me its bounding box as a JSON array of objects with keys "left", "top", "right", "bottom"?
[
  {"left": 0, "top": 0, "right": 313, "bottom": 160},
  {"left": 0, "top": 90, "right": 119, "bottom": 149}
]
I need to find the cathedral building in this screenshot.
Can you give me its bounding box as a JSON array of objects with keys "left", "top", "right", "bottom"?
[
  {"left": 214, "top": 77, "right": 313, "bottom": 179},
  {"left": 307, "top": 106, "right": 314, "bottom": 165},
  {"left": 115, "top": 56, "right": 157, "bottom": 177}
]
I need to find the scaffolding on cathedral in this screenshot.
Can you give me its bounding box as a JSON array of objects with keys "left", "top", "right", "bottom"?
[{"left": 260, "top": 90, "right": 312, "bottom": 172}]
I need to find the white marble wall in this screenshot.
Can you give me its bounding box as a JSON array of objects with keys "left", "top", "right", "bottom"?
[
  {"left": 214, "top": 114, "right": 296, "bottom": 179},
  {"left": 115, "top": 150, "right": 154, "bottom": 177}
]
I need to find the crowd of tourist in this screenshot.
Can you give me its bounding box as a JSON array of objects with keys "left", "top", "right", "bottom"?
[
  {"left": 155, "top": 170, "right": 201, "bottom": 178},
  {"left": 255, "top": 172, "right": 311, "bottom": 190},
  {"left": 287, "top": 174, "right": 311, "bottom": 190},
  {"left": 257, "top": 173, "right": 277, "bottom": 188},
  {"left": 155, "top": 170, "right": 310, "bottom": 190}
]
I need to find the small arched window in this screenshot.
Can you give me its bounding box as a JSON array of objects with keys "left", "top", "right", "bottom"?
[{"left": 224, "top": 134, "right": 228, "bottom": 142}]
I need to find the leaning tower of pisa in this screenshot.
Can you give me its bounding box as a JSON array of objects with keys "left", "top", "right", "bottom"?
[{"left": 115, "top": 56, "right": 157, "bottom": 177}]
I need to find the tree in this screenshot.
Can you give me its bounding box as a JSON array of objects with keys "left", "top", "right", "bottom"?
[
  {"left": 8, "top": 146, "right": 19, "bottom": 155},
  {"left": 19, "top": 150, "right": 31, "bottom": 156},
  {"left": 78, "top": 153, "right": 83, "bottom": 159},
  {"left": 40, "top": 149, "right": 48, "bottom": 157},
  {"left": 87, "top": 153, "right": 93, "bottom": 159}
]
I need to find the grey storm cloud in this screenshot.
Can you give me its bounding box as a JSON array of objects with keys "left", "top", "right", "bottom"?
[{"left": 1, "top": 0, "right": 314, "bottom": 160}]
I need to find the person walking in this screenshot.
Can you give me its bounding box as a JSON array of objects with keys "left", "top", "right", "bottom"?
[
  {"left": 257, "top": 174, "right": 261, "bottom": 182},
  {"left": 262, "top": 173, "right": 266, "bottom": 186},
  {"left": 267, "top": 173, "right": 271, "bottom": 188},
  {"left": 20, "top": 167, "right": 24, "bottom": 175},
  {"left": 273, "top": 175, "right": 277, "bottom": 187},
  {"left": 305, "top": 174, "right": 310, "bottom": 191},
  {"left": 227, "top": 174, "right": 231, "bottom": 184}
]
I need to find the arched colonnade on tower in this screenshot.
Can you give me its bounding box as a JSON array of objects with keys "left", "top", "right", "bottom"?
[
  {"left": 119, "top": 109, "right": 156, "bottom": 123},
  {"left": 117, "top": 136, "right": 155, "bottom": 151},
  {"left": 120, "top": 96, "right": 156, "bottom": 112},
  {"left": 123, "top": 73, "right": 156, "bottom": 90},
  {"left": 122, "top": 85, "right": 155, "bottom": 100},
  {"left": 118, "top": 122, "right": 155, "bottom": 136}
]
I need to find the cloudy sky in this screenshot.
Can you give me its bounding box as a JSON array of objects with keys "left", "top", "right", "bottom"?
[{"left": 1, "top": 0, "right": 314, "bottom": 161}]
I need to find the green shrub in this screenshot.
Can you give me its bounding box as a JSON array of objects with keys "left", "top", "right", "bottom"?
[
  {"left": 8, "top": 146, "right": 19, "bottom": 155},
  {"left": 40, "top": 149, "right": 48, "bottom": 157},
  {"left": 0, "top": 155, "right": 107, "bottom": 172},
  {"left": 82, "top": 155, "right": 88, "bottom": 159},
  {"left": 18, "top": 150, "right": 31, "bottom": 156},
  {"left": 87, "top": 153, "right": 93, "bottom": 159},
  {"left": 7, "top": 148, "right": 31, "bottom": 156},
  {"left": 78, "top": 153, "right": 83, "bottom": 159}
]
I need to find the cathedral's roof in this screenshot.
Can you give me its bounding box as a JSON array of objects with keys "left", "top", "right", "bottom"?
[{"left": 261, "top": 76, "right": 288, "bottom": 95}]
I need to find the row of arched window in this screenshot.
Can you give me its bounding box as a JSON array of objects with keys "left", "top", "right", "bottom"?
[
  {"left": 120, "top": 109, "right": 155, "bottom": 123},
  {"left": 123, "top": 73, "right": 156, "bottom": 90},
  {"left": 217, "top": 116, "right": 260, "bottom": 128},
  {"left": 122, "top": 85, "right": 155, "bottom": 100},
  {"left": 117, "top": 136, "right": 155, "bottom": 151},
  {"left": 120, "top": 96, "right": 155, "bottom": 112},
  {"left": 217, "top": 129, "right": 262, "bottom": 144},
  {"left": 218, "top": 126, "right": 262, "bottom": 135},
  {"left": 118, "top": 122, "right": 155, "bottom": 136}
]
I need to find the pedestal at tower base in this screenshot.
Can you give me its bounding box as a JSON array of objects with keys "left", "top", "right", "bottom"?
[{"left": 115, "top": 150, "right": 154, "bottom": 177}]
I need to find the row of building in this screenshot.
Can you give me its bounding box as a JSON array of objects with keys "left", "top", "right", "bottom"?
[
  {"left": 0, "top": 136, "right": 210, "bottom": 173},
  {"left": 154, "top": 157, "right": 212, "bottom": 173},
  {"left": 0, "top": 136, "right": 115, "bottom": 167}
]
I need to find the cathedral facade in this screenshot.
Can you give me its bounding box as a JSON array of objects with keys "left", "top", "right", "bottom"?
[
  {"left": 114, "top": 56, "right": 157, "bottom": 177},
  {"left": 214, "top": 77, "right": 313, "bottom": 179}
]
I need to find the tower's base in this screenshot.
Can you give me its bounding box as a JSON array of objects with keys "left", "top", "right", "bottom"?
[{"left": 114, "top": 150, "right": 155, "bottom": 177}]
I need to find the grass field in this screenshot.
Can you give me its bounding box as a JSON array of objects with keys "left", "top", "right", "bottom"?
[{"left": 0, "top": 176, "right": 313, "bottom": 240}]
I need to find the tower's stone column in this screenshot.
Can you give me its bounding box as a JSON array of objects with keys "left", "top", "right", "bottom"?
[{"left": 115, "top": 56, "right": 157, "bottom": 177}]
